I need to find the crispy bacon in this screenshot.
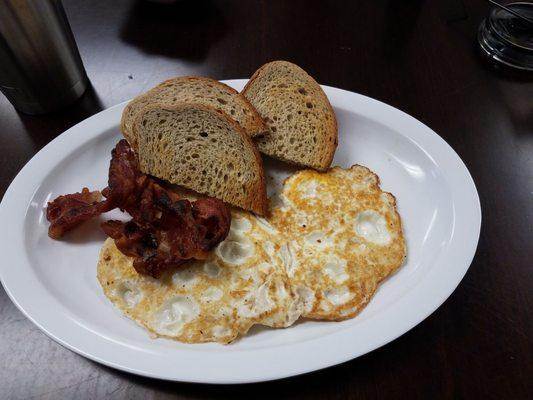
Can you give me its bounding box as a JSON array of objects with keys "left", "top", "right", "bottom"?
[
  {"left": 46, "top": 188, "right": 104, "bottom": 239},
  {"left": 192, "top": 197, "right": 232, "bottom": 250},
  {"left": 104, "top": 138, "right": 143, "bottom": 213},
  {"left": 46, "top": 139, "right": 231, "bottom": 278},
  {"left": 101, "top": 179, "right": 230, "bottom": 278}
]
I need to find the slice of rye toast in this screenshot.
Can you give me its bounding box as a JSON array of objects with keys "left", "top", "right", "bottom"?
[
  {"left": 242, "top": 61, "right": 338, "bottom": 171},
  {"left": 122, "top": 76, "right": 267, "bottom": 150},
  {"left": 133, "top": 102, "right": 267, "bottom": 215}
]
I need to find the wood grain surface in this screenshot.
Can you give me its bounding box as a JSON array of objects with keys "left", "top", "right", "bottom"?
[{"left": 0, "top": 0, "right": 531, "bottom": 399}]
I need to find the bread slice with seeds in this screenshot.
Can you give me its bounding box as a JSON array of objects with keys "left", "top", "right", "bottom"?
[
  {"left": 133, "top": 103, "right": 267, "bottom": 215},
  {"left": 242, "top": 61, "right": 337, "bottom": 171},
  {"left": 122, "top": 77, "right": 266, "bottom": 150}
]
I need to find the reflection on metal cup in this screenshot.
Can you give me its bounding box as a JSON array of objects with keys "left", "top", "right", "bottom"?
[{"left": 0, "top": 0, "right": 89, "bottom": 114}]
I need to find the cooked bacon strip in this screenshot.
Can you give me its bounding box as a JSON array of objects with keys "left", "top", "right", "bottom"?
[
  {"left": 46, "top": 139, "right": 231, "bottom": 278},
  {"left": 46, "top": 188, "right": 104, "bottom": 239},
  {"left": 104, "top": 138, "right": 143, "bottom": 213},
  {"left": 101, "top": 182, "right": 230, "bottom": 278},
  {"left": 192, "top": 197, "right": 232, "bottom": 250}
]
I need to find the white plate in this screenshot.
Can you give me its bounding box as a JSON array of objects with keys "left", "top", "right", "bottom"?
[{"left": 0, "top": 80, "right": 481, "bottom": 384}]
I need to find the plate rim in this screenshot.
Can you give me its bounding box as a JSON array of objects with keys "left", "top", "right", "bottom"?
[{"left": 0, "top": 80, "right": 481, "bottom": 384}]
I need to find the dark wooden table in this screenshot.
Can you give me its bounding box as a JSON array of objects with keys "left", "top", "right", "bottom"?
[{"left": 1, "top": 0, "right": 531, "bottom": 398}]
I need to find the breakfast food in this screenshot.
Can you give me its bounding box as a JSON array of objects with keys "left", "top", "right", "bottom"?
[
  {"left": 97, "top": 209, "right": 302, "bottom": 344},
  {"left": 121, "top": 76, "right": 266, "bottom": 150},
  {"left": 97, "top": 165, "right": 406, "bottom": 342},
  {"left": 46, "top": 188, "right": 104, "bottom": 239},
  {"left": 242, "top": 61, "right": 337, "bottom": 171},
  {"left": 46, "top": 140, "right": 231, "bottom": 278},
  {"left": 133, "top": 103, "right": 267, "bottom": 215},
  {"left": 47, "top": 64, "right": 407, "bottom": 345},
  {"left": 268, "top": 166, "right": 406, "bottom": 320}
]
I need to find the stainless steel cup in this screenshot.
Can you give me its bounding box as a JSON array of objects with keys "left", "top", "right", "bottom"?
[{"left": 0, "top": 0, "right": 89, "bottom": 114}]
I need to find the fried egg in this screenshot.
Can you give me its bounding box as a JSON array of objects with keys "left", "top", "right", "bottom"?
[
  {"left": 97, "top": 164, "right": 406, "bottom": 342},
  {"left": 97, "top": 209, "right": 302, "bottom": 344},
  {"left": 268, "top": 165, "right": 406, "bottom": 320}
]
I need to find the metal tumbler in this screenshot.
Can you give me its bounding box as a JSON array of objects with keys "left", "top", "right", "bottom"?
[{"left": 0, "top": 0, "right": 88, "bottom": 114}]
